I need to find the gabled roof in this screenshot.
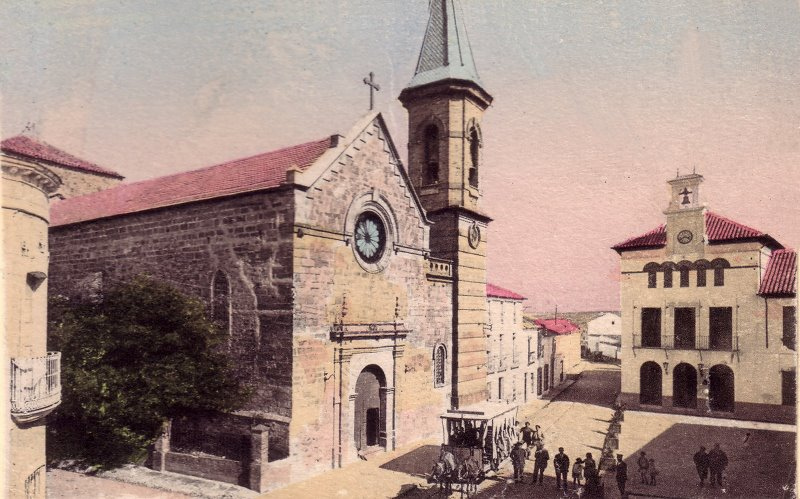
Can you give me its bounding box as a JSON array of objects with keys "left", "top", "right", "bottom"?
[
  {"left": 759, "top": 249, "right": 797, "bottom": 296},
  {"left": 405, "top": 0, "right": 483, "bottom": 91},
  {"left": 533, "top": 318, "right": 579, "bottom": 335},
  {"left": 486, "top": 283, "right": 525, "bottom": 301},
  {"left": 1, "top": 135, "right": 123, "bottom": 179},
  {"left": 612, "top": 211, "right": 783, "bottom": 252},
  {"left": 51, "top": 136, "right": 333, "bottom": 227}
]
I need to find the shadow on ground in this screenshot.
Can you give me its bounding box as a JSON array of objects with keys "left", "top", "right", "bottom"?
[
  {"left": 381, "top": 445, "right": 441, "bottom": 479},
  {"left": 552, "top": 369, "right": 621, "bottom": 408}
]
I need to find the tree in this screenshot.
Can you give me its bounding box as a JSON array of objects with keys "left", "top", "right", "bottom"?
[{"left": 48, "top": 275, "right": 247, "bottom": 467}]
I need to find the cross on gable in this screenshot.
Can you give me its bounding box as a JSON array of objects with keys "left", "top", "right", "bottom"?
[
  {"left": 679, "top": 187, "right": 692, "bottom": 205},
  {"left": 363, "top": 72, "right": 380, "bottom": 111}
]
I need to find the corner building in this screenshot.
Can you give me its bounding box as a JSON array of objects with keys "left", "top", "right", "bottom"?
[
  {"left": 613, "top": 174, "right": 796, "bottom": 423},
  {"left": 46, "top": 1, "right": 500, "bottom": 492}
]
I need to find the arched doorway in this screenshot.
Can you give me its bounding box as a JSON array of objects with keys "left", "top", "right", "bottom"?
[
  {"left": 709, "top": 365, "right": 735, "bottom": 412},
  {"left": 640, "top": 361, "right": 662, "bottom": 405},
  {"left": 673, "top": 363, "right": 698, "bottom": 408},
  {"left": 354, "top": 365, "right": 387, "bottom": 451}
]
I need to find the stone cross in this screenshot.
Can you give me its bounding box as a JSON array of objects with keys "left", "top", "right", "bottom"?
[{"left": 363, "top": 72, "right": 380, "bottom": 111}]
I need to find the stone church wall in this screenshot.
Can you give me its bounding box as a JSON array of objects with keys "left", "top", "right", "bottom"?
[
  {"left": 48, "top": 189, "right": 297, "bottom": 458},
  {"left": 287, "top": 121, "right": 453, "bottom": 480}
]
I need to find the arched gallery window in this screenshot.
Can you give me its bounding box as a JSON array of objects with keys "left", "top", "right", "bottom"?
[
  {"left": 212, "top": 270, "right": 231, "bottom": 333},
  {"left": 712, "top": 259, "right": 730, "bottom": 287},
  {"left": 433, "top": 344, "right": 446, "bottom": 387},
  {"left": 424, "top": 125, "right": 439, "bottom": 185},
  {"left": 468, "top": 127, "right": 480, "bottom": 188},
  {"left": 644, "top": 263, "right": 659, "bottom": 288}
]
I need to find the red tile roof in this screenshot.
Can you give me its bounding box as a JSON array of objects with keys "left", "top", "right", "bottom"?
[
  {"left": 759, "top": 249, "right": 796, "bottom": 296},
  {"left": 486, "top": 283, "right": 525, "bottom": 300},
  {"left": 51, "top": 137, "right": 333, "bottom": 227},
  {"left": 534, "top": 318, "right": 579, "bottom": 335},
  {"left": 1, "top": 135, "right": 123, "bottom": 178},
  {"left": 612, "top": 212, "right": 783, "bottom": 251}
]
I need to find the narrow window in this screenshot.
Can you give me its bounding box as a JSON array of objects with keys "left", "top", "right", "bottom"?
[
  {"left": 648, "top": 271, "right": 657, "bottom": 288},
  {"left": 680, "top": 267, "right": 690, "bottom": 287},
  {"left": 433, "top": 345, "right": 446, "bottom": 387},
  {"left": 714, "top": 267, "right": 725, "bottom": 286},
  {"left": 641, "top": 308, "right": 662, "bottom": 347},
  {"left": 212, "top": 270, "right": 231, "bottom": 333},
  {"left": 697, "top": 266, "right": 707, "bottom": 287},
  {"left": 498, "top": 377, "right": 504, "bottom": 400},
  {"left": 784, "top": 306, "right": 796, "bottom": 351},
  {"left": 782, "top": 370, "right": 796, "bottom": 406},
  {"left": 468, "top": 127, "right": 479, "bottom": 188},
  {"left": 423, "top": 125, "right": 439, "bottom": 185},
  {"left": 663, "top": 268, "right": 673, "bottom": 288}
]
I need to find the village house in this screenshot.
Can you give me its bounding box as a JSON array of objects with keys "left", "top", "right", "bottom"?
[
  {"left": 586, "top": 312, "right": 622, "bottom": 360},
  {"left": 486, "top": 284, "right": 533, "bottom": 404}
]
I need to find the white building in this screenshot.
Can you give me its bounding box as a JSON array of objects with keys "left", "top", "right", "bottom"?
[
  {"left": 586, "top": 312, "right": 622, "bottom": 360},
  {"left": 486, "top": 284, "right": 535, "bottom": 404}
]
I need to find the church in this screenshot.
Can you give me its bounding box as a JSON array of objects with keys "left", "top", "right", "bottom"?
[{"left": 41, "top": 1, "right": 521, "bottom": 491}]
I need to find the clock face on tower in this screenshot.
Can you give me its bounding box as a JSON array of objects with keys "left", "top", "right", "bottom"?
[
  {"left": 354, "top": 212, "right": 386, "bottom": 263},
  {"left": 677, "top": 230, "right": 693, "bottom": 244}
]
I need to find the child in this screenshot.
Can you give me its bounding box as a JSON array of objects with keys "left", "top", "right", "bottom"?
[
  {"left": 572, "top": 457, "right": 584, "bottom": 487},
  {"left": 649, "top": 458, "right": 659, "bottom": 485}
]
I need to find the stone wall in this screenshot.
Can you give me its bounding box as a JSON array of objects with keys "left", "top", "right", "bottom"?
[
  {"left": 48, "top": 189, "right": 296, "bottom": 454},
  {"left": 48, "top": 164, "right": 122, "bottom": 198}
]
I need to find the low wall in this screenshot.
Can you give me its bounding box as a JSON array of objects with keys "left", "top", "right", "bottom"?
[{"left": 164, "top": 451, "right": 246, "bottom": 486}]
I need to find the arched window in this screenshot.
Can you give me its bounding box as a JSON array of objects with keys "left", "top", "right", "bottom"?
[
  {"left": 662, "top": 263, "right": 675, "bottom": 288},
  {"left": 695, "top": 259, "right": 710, "bottom": 287},
  {"left": 678, "top": 261, "right": 692, "bottom": 287},
  {"left": 711, "top": 259, "right": 730, "bottom": 287},
  {"left": 468, "top": 127, "right": 480, "bottom": 188},
  {"left": 423, "top": 125, "right": 440, "bottom": 185},
  {"left": 643, "top": 263, "right": 660, "bottom": 288},
  {"left": 433, "top": 344, "right": 446, "bottom": 387},
  {"left": 211, "top": 270, "right": 231, "bottom": 333}
]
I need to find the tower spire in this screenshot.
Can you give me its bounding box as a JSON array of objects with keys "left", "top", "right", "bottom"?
[{"left": 406, "top": 0, "right": 485, "bottom": 91}]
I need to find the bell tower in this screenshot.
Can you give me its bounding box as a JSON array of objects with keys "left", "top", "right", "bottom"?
[
  {"left": 399, "top": 0, "right": 493, "bottom": 409},
  {"left": 664, "top": 173, "right": 706, "bottom": 256}
]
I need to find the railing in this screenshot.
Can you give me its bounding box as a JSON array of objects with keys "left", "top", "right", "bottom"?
[
  {"left": 10, "top": 352, "right": 61, "bottom": 422},
  {"left": 25, "top": 465, "right": 45, "bottom": 498},
  {"left": 633, "top": 335, "right": 738, "bottom": 351},
  {"left": 426, "top": 257, "right": 452, "bottom": 279}
]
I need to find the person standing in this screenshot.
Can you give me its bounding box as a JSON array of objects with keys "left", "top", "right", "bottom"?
[
  {"left": 615, "top": 454, "right": 628, "bottom": 496},
  {"left": 693, "top": 446, "right": 710, "bottom": 486},
  {"left": 511, "top": 442, "right": 527, "bottom": 482},
  {"left": 637, "top": 451, "right": 649, "bottom": 484},
  {"left": 572, "top": 458, "right": 584, "bottom": 488},
  {"left": 708, "top": 443, "right": 728, "bottom": 488},
  {"left": 521, "top": 422, "right": 535, "bottom": 451},
  {"left": 554, "top": 447, "right": 570, "bottom": 492},
  {"left": 533, "top": 444, "right": 550, "bottom": 486},
  {"left": 648, "top": 458, "right": 658, "bottom": 486}
]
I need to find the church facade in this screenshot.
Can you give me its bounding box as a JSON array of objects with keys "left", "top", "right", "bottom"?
[
  {"left": 45, "top": 1, "right": 507, "bottom": 491},
  {"left": 613, "top": 174, "right": 796, "bottom": 424}
]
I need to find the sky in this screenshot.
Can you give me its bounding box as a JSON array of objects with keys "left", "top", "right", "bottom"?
[{"left": 2, "top": 0, "right": 799, "bottom": 311}]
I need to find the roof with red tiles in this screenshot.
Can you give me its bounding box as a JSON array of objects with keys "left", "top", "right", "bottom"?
[
  {"left": 486, "top": 283, "right": 525, "bottom": 301},
  {"left": 759, "top": 249, "right": 797, "bottom": 296},
  {"left": 533, "top": 318, "right": 579, "bottom": 335},
  {"left": 51, "top": 137, "right": 333, "bottom": 227},
  {"left": 612, "top": 211, "right": 783, "bottom": 251},
  {"left": 1, "top": 135, "right": 123, "bottom": 178}
]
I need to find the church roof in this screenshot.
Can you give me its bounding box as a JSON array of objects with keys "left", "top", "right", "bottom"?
[
  {"left": 405, "top": 0, "right": 484, "bottom": 91},
  {"left": 486, "top": 283, "right": 525, "bottom": 301},
  {"left": 759, "top": 249, "right": 796, "bottom": 296},
  {"left": 612, "top": 211, "right": 783, "bottom": 252},
  {"left": 1, "top": 135, "right": 124, "bottom": 179},
  {"left": 51, "top": 137, "right": 333, "bottom": 226}
]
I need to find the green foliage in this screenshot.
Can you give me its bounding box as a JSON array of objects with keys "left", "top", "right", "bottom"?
[{"left": 48, "top": 275, "right": 247, "bottom": 468}]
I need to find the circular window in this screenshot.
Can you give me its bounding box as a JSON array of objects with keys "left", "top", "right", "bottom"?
[{"left": 354, "top": 212, "right": 386, "bottom": 264}]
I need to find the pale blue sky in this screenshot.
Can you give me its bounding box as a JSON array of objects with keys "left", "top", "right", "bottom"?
[{"left": 3, "top": 1, "right": 799, "bottom": 310}]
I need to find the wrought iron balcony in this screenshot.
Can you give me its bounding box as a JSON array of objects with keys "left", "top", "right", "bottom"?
[
  {"left": 10, "top": 352, "right": 61, "bottom": 423},
  {"left": 632, "top": 334, "right": 738, "bottom": 351}
]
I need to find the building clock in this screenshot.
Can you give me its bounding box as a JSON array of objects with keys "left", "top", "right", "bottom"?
[{"left": 677, "top": 230, "right": 693, "bottom": 244}]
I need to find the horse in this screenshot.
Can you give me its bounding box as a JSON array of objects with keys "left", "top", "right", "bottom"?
[{"left": 430, "top": 459, "right": 454, "bottom": 495}]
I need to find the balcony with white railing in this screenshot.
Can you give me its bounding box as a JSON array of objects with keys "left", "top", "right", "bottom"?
[{"left": 10, "top": 352, "right": 61, "bottom": 423}]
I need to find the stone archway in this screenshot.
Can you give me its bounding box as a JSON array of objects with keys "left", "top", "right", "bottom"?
[
  {"left": 673, "top": 363, "right": 698, "bottom": 408},
  {"left": 640, "top": 361, "right": 662, "bottom": 406},
  {"left": 354, "top": 365, "right": 387, "bottom": 451},
  {"left": 709, "top": 365, "right": 735, "bottom": 412}
]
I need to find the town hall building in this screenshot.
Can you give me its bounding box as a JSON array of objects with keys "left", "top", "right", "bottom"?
[{"left": 43, "top": 1, "right": 514, "bottom": 492}]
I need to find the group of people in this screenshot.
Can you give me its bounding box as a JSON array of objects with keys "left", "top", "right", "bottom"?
[
  {"left": 635, "top": 451, "right": 660, "bottom": 486},
  {"left": 693, "top": 444, "right": 729, "bottom": 488}
]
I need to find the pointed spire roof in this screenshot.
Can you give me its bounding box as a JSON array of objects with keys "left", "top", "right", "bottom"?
[{"left": 406, "top": 0, "right": 484, "bottom": 91}]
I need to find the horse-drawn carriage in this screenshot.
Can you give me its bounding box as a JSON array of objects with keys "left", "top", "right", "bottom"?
[{"left": 430, "top": 402, "right": 518, "bottom": 495}]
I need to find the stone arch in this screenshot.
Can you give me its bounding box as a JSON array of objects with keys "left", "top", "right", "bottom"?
[
  {"left": 709, "top": 364, "right": 735, "bottom": 412},
  {"left": 711, "top": 258, "right": 730, "bottom": 286},
  {"left": 640, "top": 361, "right": 662, "bottom": 406},
  {"left": 695, "top": 259, "right": 711, "bottom": 287},
  {"left": 643, "top": 262, "right": 660, "bottom": 288},
  {"left": 466, "top": 119, "right": 482, "bottom": 189},
  {"left": 354, "top": 365, "right": 387, "bottom": 450},
  {"left": 673, "top": 362, "right": 697, "bottom": 408},
  {"left": 661, "top": 262, "right": 677, "bottom": 288}
]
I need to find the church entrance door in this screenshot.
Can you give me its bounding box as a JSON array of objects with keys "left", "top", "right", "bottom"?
[{"left": 354, "top": 365, "right": 387, "bottom": 451}]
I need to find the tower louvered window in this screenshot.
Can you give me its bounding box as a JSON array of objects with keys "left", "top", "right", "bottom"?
[{"left": 424, "top": 125, "right": 440, "bottom": 185}]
